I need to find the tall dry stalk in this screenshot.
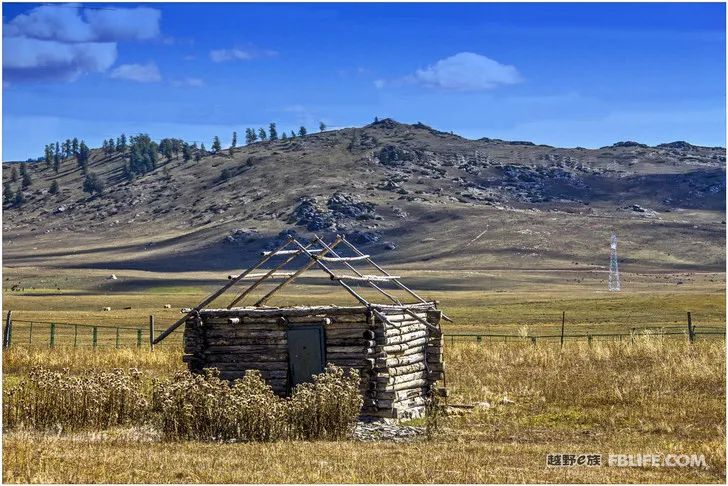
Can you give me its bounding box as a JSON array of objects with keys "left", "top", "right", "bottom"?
[{"left": 3, "top": 367, "right": 148, "bottom": 432}]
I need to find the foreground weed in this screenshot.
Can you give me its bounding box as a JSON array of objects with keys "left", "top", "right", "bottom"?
[
  {"left": 5, "top": 364, "right": 361, "bottom": 442},
  {"left": 3, "top": 367, "right": 148, "bottom": 432}
]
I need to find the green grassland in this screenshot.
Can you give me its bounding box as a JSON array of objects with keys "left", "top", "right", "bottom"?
[{"left": 3, "top": 267, "right": 724, "bottom": 345}]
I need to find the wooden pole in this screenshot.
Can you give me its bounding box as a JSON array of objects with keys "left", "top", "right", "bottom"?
[
  {"left": 153, "top": 236, "right": 297, "bottom": 344},
  {"left": 137, "top": 328, "right": 142, "bottom": 348},
  {"left": 73, "top": 324, "right": 78, "bottom": 348},
  {"left": 687, "top": 311, "right": 694, "bottom": 343},
  {"left": 560, "top": 311, "right": 565, "bottom": 349},
  {"left": 313, "top": 236, "right": 401, "bottom": 305},
  {"left": 255, "top": 237, "right": 344, "bottom": 307},
  {"left": 3, "top": 310, "right": 12, "bottom": 349},
  {"left": 50, "top": 323, "right": 56, "bottom": 348},
  {"left": 227, "top": 239, "right": 318, "bottom": 308},
  {"left": 92, "top": 326, "right": 98, "bottom": 348},
  {"left": 339, "top": 237, "right": 454, "bottom": 322},
  {"left": 149, "top": 315, "right": 155, "bottom": 350}
]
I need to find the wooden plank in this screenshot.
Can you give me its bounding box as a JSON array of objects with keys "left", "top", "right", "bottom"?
[
  {"left": 227, "top": 272, "right": 297, "bottom": 280},
  {"left": 384, "top": 323, "right": 427, "bottom": 337},
  {"left": 375, "top": 369, "right": 427, "bottom": 385},
  {"left": 332, "top": 274, "right": 401, "bottom": 283},
  {"left": 201, "top": 362, "right": 288, "bottom": 371},
  {"left": 380, "top": 337, "right": 428, "bottom": 353},
  {"left": 204, "top": 329, "right": 287, "bottom": 338},
  {"left": 382, "top": 330, "right": 428, "bottom": 345},
  {"left": 376, "top": 353, "right": 425, "bottom": 368},
  {"left": 377, "top": 378, "right": 428, "bottom": 392},
  {"left": 313, "top": 236, "right": 402, "bottom": 306},
  {"left": 316, "top": 255, "right": 370, "bottom": 262},
  {"left": 205, "top": 337, "right": 287, "bottom": 346},
  {"left": 255, "top": 237, "right": 344, "bottom": 306},
  {"left": 202, "top": 352, "right": 288, "bottom": 362},
  {"left": 261, "top": 248, "right": 324, "bottom": 256},
  {"left": 326, "top": 345, "right": 366, "bottom": 354},
  {"left": 199, "top": 303, "right": 433, "bottom": 316},
  {"left": 229, "top": 239, "right": 321, "bottom": 308}
]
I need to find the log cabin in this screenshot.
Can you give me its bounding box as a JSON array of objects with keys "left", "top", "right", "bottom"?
[{"left": 153, "top": 234, "right": 448, "bottom": 419}]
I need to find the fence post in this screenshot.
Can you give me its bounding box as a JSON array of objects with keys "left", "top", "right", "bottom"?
[
  {"left": 29, "top": 321, "right": 33, "bottom": 345},
  {"left": 531, "top": 337, "right": 536, "bottom": 345},
  {"left": 49, "top": 323, "right": 56, "bottom": 348},
  {"left": 74, "top": 324, "right": 78, "bottom": 348},
  {"left": 476, "top": 335, "right": 482, "bottom": 343},
  {"left": 3, "top": 310, "right": 12, "bottom": 349},
  {"left": 115, "top": 327, "right": 120, "bottom": 349},
  {"left": 137, "top": 328, "right": 142, "bottom": 348},
  {"left": 149, "top": 315, "right": 155, "bottom": 351},
  {"left": 588, "top": 333, "right": 592, "bottom": 347},
  {"left": 560, "top": 311, "right": 565, "bottom": 349},
  {"left": 687, "top": 312, "right": 695, "bottom": 343},
  {"left": 92, "top": 327, "right": 98, "bottom": 348}
]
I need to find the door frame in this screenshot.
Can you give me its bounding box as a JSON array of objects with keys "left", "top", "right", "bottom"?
[{"left": 286, "top": 324, "right": 326, "bottom": 393}]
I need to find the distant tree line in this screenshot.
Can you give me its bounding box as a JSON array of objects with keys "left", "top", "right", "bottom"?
[{"left": 10, "top": 119, "right": 330, "bottom": 207}]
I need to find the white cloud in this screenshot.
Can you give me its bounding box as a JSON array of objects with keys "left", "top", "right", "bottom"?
[
  {"left": 84, "top": 7, "right": 161, "bottom": 42},
  {"left": 4, "top": 5, "right": 94, "bottom": 42},
  {"left": 110, "top": 62, "right": 161, "bottom": 82},
  {"left": 209, "top": 46, "right": 277, "bottom": 62},
  {"left": 3, "top": 4, "right": 161, "bottom": 83},
  {"left": 3, "top": 36, "right": 117, "bottom": 82},
  {"left": 381, "top": 52, "right": 522, "bottom": 92},
  {"left": 172, "top": 77, "right": 205, "bottom": 87}
]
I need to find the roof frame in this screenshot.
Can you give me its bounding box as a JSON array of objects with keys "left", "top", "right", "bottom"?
[{"left": 153, "top": 234, "right": 450, "bottom": 344}]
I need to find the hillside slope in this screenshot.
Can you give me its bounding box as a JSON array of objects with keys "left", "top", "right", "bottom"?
[{"left": 2, "top": 119, "right": 725, "bottom": 272}]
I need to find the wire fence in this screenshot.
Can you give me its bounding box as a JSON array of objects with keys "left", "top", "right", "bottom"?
[
  {"left": 2, "top": 316, "right": 183, "bottom": 349},
  {"left": 443, "top": 325, "right": 726, "bottom": 345},
  {"left": 2, "top": 310, "right": 725, "bottom": 349}
]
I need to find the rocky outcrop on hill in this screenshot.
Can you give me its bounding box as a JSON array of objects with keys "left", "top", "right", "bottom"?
[{"left": 291, "top": 192, "right": 381, "bottom": 234}]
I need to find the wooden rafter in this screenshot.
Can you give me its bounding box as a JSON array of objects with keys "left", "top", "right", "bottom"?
[
  {"left": 152, "top": 236, "right": 296, "bottom": 344},
  {"left": 227, "top": 238, "right": 319, "bottom": 308},
  {"left": 313, "top": 236, "right": 402, "bottom": 306},
  {"left": 253, "top": 237, "right": 344, "bottom": 307},
  {"left": 338, "top": 236, "right": 454, "bottom": 322}
]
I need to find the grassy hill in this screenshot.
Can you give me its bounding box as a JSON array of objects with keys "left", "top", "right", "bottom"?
[{"left": 2, "top": 119, "right": 725, "bottom": 273}]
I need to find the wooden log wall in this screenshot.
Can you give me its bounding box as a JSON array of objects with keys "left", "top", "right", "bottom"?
[
  {"left": 183, "top": 305, "right": 446, "bottom": 419},
  {"left": 364, "top": 308, "right": 445, "bottom": 419},
  {"left": 184, "top": 310, "right": 375, "bottom": 397}
]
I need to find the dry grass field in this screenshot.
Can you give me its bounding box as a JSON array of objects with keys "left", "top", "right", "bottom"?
[
  {"left": 2, "top": 338, "right": 725, "bottom": 483},
  {"left": 2, "top": 267, "right": 725, "bottom": 483}
]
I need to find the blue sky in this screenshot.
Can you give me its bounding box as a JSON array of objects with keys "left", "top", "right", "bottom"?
[{"left": 2, "top": 2, "right": 726, "bottom": 161}]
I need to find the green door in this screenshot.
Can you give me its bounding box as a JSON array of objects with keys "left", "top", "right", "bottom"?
[{"left": 287, "top": 326, "right": 325, "bottom": 389}]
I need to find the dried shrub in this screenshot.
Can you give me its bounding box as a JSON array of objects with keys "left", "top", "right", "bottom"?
[
  {"left": 5, "top": 365, "right": 363, "bottom": 442},
  {"left": 287, "top": 364, "right": 362, "bottom": 440},
  {"left": 151, "top": 368, "right": 285, "bottom": 442},
  {"left": 3, "top": 367, "right": 148, "bottom": 432}
]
